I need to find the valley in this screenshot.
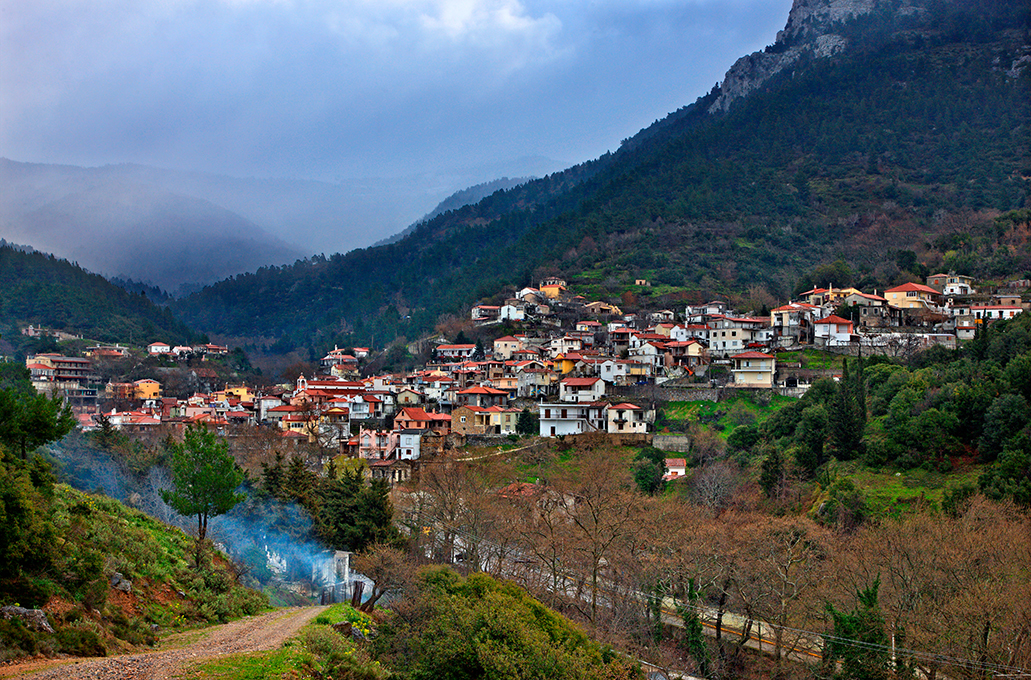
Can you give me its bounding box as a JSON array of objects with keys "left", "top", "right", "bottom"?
[{"left": 1, "top": 0, "right": 1029, "bottom": 678}]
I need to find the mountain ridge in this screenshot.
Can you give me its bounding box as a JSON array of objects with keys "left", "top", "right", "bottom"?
[{"left": 160, "top": 0, "right": 1031, "bottom": 352}]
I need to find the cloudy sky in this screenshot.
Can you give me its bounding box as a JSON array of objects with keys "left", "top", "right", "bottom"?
[{"left": 1, "top": 0, "right": 792, "bottom": 186}]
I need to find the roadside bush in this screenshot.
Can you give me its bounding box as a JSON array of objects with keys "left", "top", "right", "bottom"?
[
  {"left": 0, "top": 619, "right": 42, "bottom": 660},
  {"left": 302, "top": 626, "right": 386, "bottom": 680},
  {"left": 56, "top": 620, "right": 107, "bottom": 657},
  {"left": 108, "top": 611, "right": 157, "bottom": 646}
]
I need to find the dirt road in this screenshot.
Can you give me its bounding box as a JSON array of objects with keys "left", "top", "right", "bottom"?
[{"left": 1, "top": 606, "right": 327, "bottom": 680}]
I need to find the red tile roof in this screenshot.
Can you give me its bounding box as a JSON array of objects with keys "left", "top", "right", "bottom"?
[
  {"left": 815, "top": 315, "right": 853, "bottom": 325},
  {"left": 886, "top": 282, "right": 940, "bottom": 295},
  {"left": 731, "top": 351, "right": 774, "bottom": 360}
]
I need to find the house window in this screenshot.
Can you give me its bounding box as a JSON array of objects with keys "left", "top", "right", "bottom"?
[{"left": 460, "top": 416, "right": 467, "bottom": 423}]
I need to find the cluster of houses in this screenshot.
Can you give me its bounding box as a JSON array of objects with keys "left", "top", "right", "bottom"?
[
  {"left": 778, "top": 276, "right": 1027, "bottom": 347},
  {"left": 20, "top": 272, "right": 1028, "bottom": 485},
  {"left": 25, "top": 341, "right": 233, "bottom": 408}
]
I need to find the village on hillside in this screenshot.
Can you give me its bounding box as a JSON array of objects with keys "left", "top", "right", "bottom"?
[{"left": 18, "top": 271, "right": 1029, "bottom": 484}]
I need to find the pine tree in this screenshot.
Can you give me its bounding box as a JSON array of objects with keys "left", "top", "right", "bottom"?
[
  {"left": 830, "top": 359, "right": 865, "bottom": 461},
  {"left": 759, "top": 445, "right": 785, "bottom": 498},
  {"left": 825, "top": 578, "right": 901, "bottom": 680},
  {"left": 260, "top": 451, "right": 286, "bottom": 499},
  {"left": 160, "top": 426, "right": 245, "bottom": 549}
]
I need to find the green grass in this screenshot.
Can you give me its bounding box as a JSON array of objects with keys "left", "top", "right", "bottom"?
[
  {"left": 774, "top": 349, "right": 844, "bottom": 370},
  {"left": 835, "top": 463, "right": 984, "bottom": 515},
  {"left": 181, "top": 604, "right": 380, "bottom": 680},
  {"left": 177, "top": 647, "right": 307, "bottom": 679},
  {"left": 661, "top": 393, "right": 797, "bottom": 438}
]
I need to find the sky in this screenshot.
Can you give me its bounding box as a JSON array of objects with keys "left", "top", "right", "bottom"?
[{"left": 1, "top": 0, "right": 793, "bottom": 187}]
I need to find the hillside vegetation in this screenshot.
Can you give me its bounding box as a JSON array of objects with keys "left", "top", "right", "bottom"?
[
  {"left": 0, "top": 479, "right": 267, "bottom": 661},
  {"left": 173, "top": 0, "right": 1030, "bottom": 355},
  {"left": 0, "top": 243, "right": 202, "bottom": 350}
]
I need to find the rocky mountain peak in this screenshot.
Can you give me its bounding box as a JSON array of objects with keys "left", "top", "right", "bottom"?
[{"left": 708, "top": 0, "right": 920, "bottom": 114}]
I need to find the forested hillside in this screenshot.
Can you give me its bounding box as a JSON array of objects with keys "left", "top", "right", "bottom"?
[
  {"left": 0, "top": 244, "right": 202, "bottom": 350},
  {"left": 173, "top": 0, "right": 1030, "bottom": 356}
]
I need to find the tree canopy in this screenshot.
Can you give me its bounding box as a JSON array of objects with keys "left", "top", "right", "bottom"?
[{"left": 160, "top": 426, "right": 245, "bottom": 544}]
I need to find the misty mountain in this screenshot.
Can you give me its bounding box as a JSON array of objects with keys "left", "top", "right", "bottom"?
[
  {"left": 0, "top": 159, "right": 306, "bottom": 294},
  {"left": 0, "top": 153, "right": 568, "bottom": 278},
  {"left": 174, "top": 0, "right": 1029, "bottom": 354}
]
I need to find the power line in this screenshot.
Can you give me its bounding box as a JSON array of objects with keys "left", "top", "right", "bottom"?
[{"left": 406, "top": 512, "right": 1030, "bottom": 677}]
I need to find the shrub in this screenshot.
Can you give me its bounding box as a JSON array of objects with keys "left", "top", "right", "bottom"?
[
  {"left": 56, "top": 621, "right": 107, "bottom": 657},
  {"left": 302, "top": 626, "right": 387, "bottom": 680}
]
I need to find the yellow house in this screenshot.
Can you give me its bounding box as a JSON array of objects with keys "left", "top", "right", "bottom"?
[
  {"left": 133, "top": 379, "right": 161, "bottom": 400},
  {"left": 487, "top": 407, "right": 520, "bottom": 435},
  {"left": 730, "top": 352, "right": 775, "bottom": 388},
  {"left": 540, "top": 283, "right": 566, "bottom": 299},
  {"left": 800, "top": 286, "right": 861, "bottom": 306},
  {"left": 493, "top": 336, "right": 524, "bottom": 360},
  {"left": 225, "top": 385, "right": 255, "bottom": 402},
  {"left": 884, "top": 282, "right": 942, "bottom": 310},
  {"left": 553, "top": 353, "right": 584, "bottom": 375}
]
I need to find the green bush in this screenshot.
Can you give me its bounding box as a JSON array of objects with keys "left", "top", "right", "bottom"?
[
  {"left": 302, "top": 626, "right": 387, "bottom": 680},
  {"left": 56, "top": 621, "right": 107, "bottom": 657},
  {"left": 0, "top": 619, "right": 41, "bottom": 660}
]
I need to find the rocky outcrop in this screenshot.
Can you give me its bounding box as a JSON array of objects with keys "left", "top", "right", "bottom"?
[
  {"left": 708, "top": 0, "right": 909, "bottom": 113},
  {"left": 1, "top": 606, "right": 55, "bottom": 634},
  {"left": 777, "top": 0, "right": 879, "bottom": 42}
]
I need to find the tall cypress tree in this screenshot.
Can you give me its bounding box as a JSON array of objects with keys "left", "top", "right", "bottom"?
[{"left": 830, "top": 359, "right": 865, "bottom": 461}]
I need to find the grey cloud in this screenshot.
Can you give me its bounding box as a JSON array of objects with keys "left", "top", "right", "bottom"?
[{"left": 0, "top": 0, "right": 791, "bottom": 191}]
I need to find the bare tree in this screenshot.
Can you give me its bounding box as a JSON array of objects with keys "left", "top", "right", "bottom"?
[
  {"left": 690, "top": 460, "right": 740, "bottom": 514},
  {"left": 737, "top": 516, "right": 832, "bottom": 665},
  {"left": 554, "top": 445, "right": 641, "bottom": 628},
  {"left": 352, "top": 543, "right": 416, "bottom": 612}
]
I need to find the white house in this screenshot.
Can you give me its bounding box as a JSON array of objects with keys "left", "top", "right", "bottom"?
[
  {"left": 396, "top": 429, "right": 422, "bottom": 461},
  {"left": 606, "top": 403, "right": 647, "bottom": 434},
  {"left": 538, "top": 402, "right": 607, "bottom": 436},
  {"left": 499, "top": 304, "right": 526, "bottom": 322},
  {"left": 559, "top": 377, "right": 606, "bottom": 403},
  {"left": 147, "top": 342, "right": 171, "bottom": 355},
  {"left": 663, "top": 458, "right": 688, "bottom": 481},
  {"left": 971, "top": 304, "right": 1023, "bottom": 322},
  {"left": 814, "top": 314, "right": 855, "bottom": 346},
  {"left": 436, "top": 344, "right": 477, "bottom": 359}
]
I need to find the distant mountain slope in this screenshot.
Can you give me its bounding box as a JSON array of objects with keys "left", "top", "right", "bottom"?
[
  {"left": 0, "top": 243, "right": 201, "bottom": 347},
  {"left": 0, "top": 159, "right": 305, "bottom": 294},
  {"left": 173, "top": 0, "right": 1030, "bottom": 355},
  {"left": 372, "top": 176, "right": 534, "bottom": 247}
]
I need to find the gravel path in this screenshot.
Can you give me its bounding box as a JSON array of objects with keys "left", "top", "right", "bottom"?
[{"left": 2, "top": 606, "right": 328, "bottom": 680}]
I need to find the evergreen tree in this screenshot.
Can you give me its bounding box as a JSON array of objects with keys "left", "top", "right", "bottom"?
[
  {"left": 825, "top": 578, "right": 901, "bottom": 680},
  {"left": 830, "top": 360, "right": 864, "bottom": 461},
  {"left": 284, "top": 454, "right": 317, "bottom": 508},
  {"left": 315, "top": 468, "right": 402, "bottom": 552},
  {"left": 0, "top": 388, "right": 75, "bottom": 459},
  {"left": 759, "top": 445, "right": 785, "bottom": 499},
  {"left": 675, "top": 578, "right": 710, "bottom": 678},
  {"left": 160, "top": 426, "right": 245, "bottom": 548},
  {"left": 516, "top": 408, "right": 538, "bottom": 435},
  {"left": 796, "top": 404, "right": 829, "bottom": 477},
  {"left": 260, "top": 451, "right": 286, "bottom": 499}
]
